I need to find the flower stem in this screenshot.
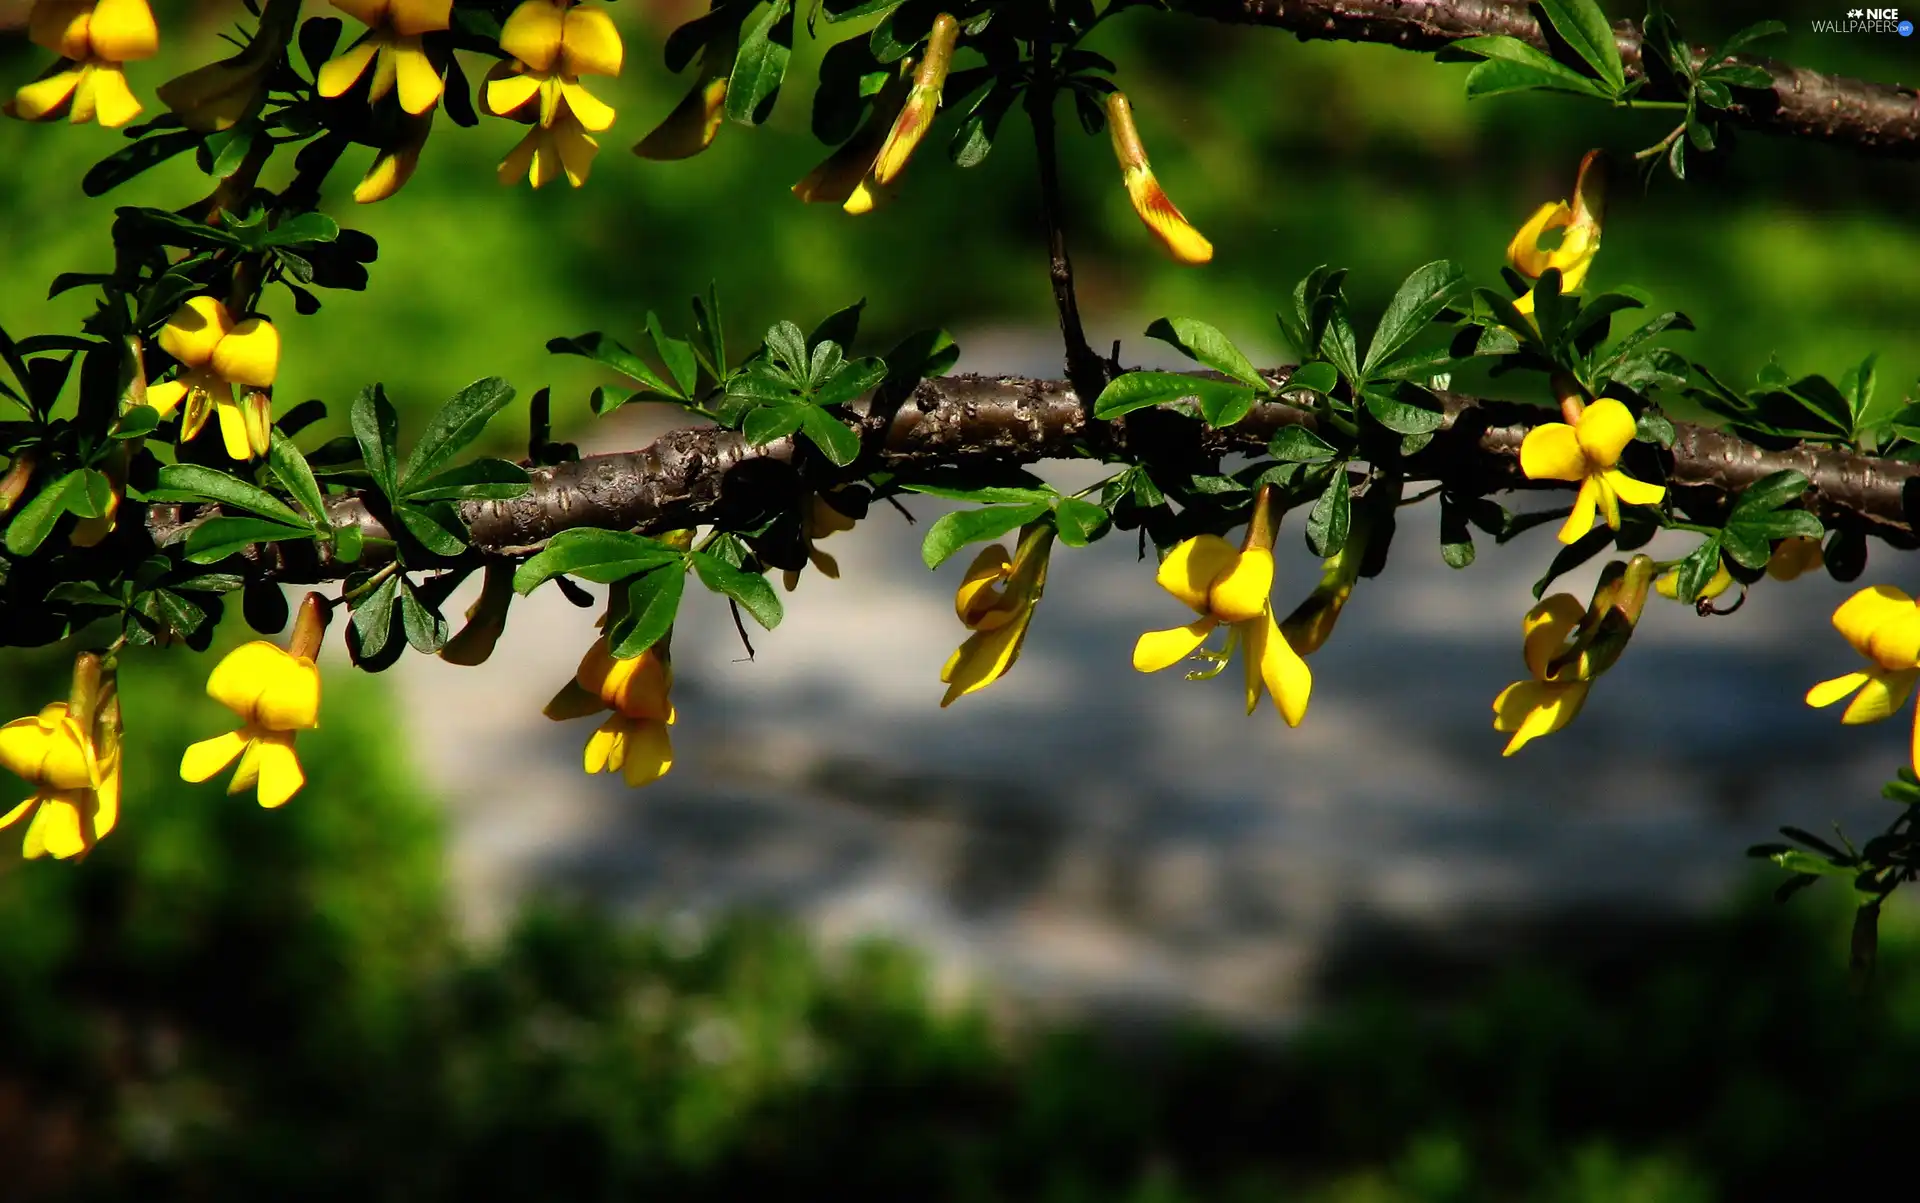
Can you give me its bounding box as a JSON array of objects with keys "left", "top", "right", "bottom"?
[{"left": 1027, "top": 27, "right": 1106, "bottom": 404}]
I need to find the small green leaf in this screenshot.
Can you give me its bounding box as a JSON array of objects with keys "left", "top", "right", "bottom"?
[
  {"left": 1536, "top": 0, "right": 1626, "bottom": 95},
  {"left": 1362, "top": 260, "right": 1467, "bottom": 378},
  {"left": 351, "top": 384, "right": 400, "bottom": 497},
  {"left": 351, "top": 573, "right": 400, "bottom": 661},
  {"left": 1197, "top": 383, "right": 1259, "bottom": 429},
  {"left": 901, "top": 482, "right": 1055, "bottom": 504},
  {"left": 67, "top": 469, "right": 116, "bottom": 519},
  {"left": 393, "top": 501, "right": 466, "bottom": 557},
  {"left": 922, "top": 503, "right": 1049, "bottom": 569},
  {"left": 400, "top": 376, "right": 516, "bottom": 489},
  {"left": 1269, "top": 426, "right": 1337, "bottom": 463},
  {"left": 1305, "top": 468, "right": 1351, "bottom": 557},
  {"left": 183, "top": 516, "right": 311, "bottom": 563},
  {"left": 691, "top": 552, "right": 784, "bottom": 629},
  {"left": 1714, "top": 19, "right": 1787, "bottom": 61},
  {"left": 763, "top": 320, "right": 809, "bottom": 374},
  {"left": 333, "top": 522, "right": 363, "bottom": 564},
  {"left": 645, "top": 310, "right": 698, "bottom": 398},
  {"left": 1730, "top": 469, "right": 1809, "bottom": 517},
  {"left": 4, "top": 470, "right": 79, "bottom": 556},
  {"left": 743, "top": 403, "right": 808, "bottom": 447},
  {"left": 112, "top": 405, "right": 161, "bottom": 439},
  {"left": 612, "top": 567, "right": 685, "bottom": 657},
  {"left": 799, "top": 407, "right": 861, "bottom": 466},
  {"left": 691, "top": 282, "right": 726, "bottom": 382},
  {"left": 727, "top": 0, "right": 795, "bottom": 126},
  {"left": 883, "top": 328, "right": 961, "bottom": 391},
  {"left": 547, "top": 332, "right": 674, "bottom": 394},
  {"left": 157, "top": 463, "right": 307, "bottom": 526},
  {"left": 402, "top": 458, "right": 531, "bottom": 502},
  {"left": 1053, "top": 497, "right": 1109, "bottom": 547},
  {"left": 259, "top": 211, "right": 339, "bottom": 248},
  {"left": 514, "top": 530, "right": 684, "bottom": 593},
  {"left": 1283, "top": 362, "right": 1339, "bottom": 395},
  {"left": 269, "top": 432, "right": 329, "bottom": 525},
  {"left": 400, "top": 580, "right": 449, "bottom": 653},
  {"left": 1144, "top": 317, "right": 1264, "bottom": 388},
  {"left": 1320, "top": 298, "right": 1361, "bottom": 384},
  {"left": 1361, "top": 385, "right": 1445, "bottom": 436},
  {"left": 812, "top": 358, "right": 887, "bottom": 408},
  {"left": 1093, "top": 371, "right": 1255, "bottom": 420},
  {"left": 1453, "top": 35, "right": 1611, "bottom": 98}
]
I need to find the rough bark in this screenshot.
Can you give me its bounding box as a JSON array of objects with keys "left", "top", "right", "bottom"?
[
  {"left": 1182, "top": 0, "right": 1920, "bottom": 156},
  {"left": 141, "top": 369, "right": 1920, "bottom": 582}
]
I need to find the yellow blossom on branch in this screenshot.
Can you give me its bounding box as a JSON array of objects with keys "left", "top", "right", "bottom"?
[
  {"left": 484, "top": 0, "right": 623, "bottom": 189},
  {"left": 1507, "top": 149, "right": 1604, "bottom": 318},
  {"left": 1492, "top": 556, "right": 1652, "bottom": 755},
  {"left": 941, "top": 522, "right": 1054, "bottom": 707},
  {"left": 180, "top": 594, "right": 328, "bottom": 808},
  {"left": 5, "top": 0, "right": 159, "bottom": 129},
  {"left": 1767, "top": 535, "right": 1823, "bottom": 580},
  {"left": 544, "top": 636, "right": 675, "bottom": 787},
  {"left": 782, "top": 490, "right": 859, "bottom": 592},
  {"left": 844, "top": 12, "right": 958, "bottom": 215},
  {"left": 793, "top": 62, "right": 914, "bottom": 205},
  {"left": 146, "top": 297, "right": 280, "bottom": 461},
  {"left": 0, "top": 653, "right": 121, "bottom": 860},
  {"left": 316, "top": 0, "right": 452, "bottom": 116},
  {"left": 1105, "top": 91, "right": 1212, "bottom": 266},
  {"left": 1133, "top": 486, "right": 1310, "bottom": 723},
  {"left": 1519, "top": 394, "right": 1664, "bottom": 544},
  {"left": 1807, "top": 585, "right": 1920, "bottom": 771}
]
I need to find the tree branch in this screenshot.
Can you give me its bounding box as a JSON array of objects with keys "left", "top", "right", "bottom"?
[
  {"left": 1180, "top": 0, "right": 1920, "bottom": 156},
  {"left": 142, "top": 371, "right": 1920, "bottom": 582}
]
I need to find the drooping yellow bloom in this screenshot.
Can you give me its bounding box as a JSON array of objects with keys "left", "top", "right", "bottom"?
[
  {"left": 145, "top": 297, "right": 280, "bottom": 461},
  {"left": 544, "top": 636, "right": 675, "bottom": 787},
  {"left": 5, "top": 0, "right": 158, "bottom": 129},
  {"left": 316, "top": 0, "right": 452, "bottom": 116},
  {"left": 1766, "top": 535, "right": 1823, "bottom": 581},
  {"left": 782, "top": 490, "right": 859, "bottom": 592},
  {"left": 1133, "top": 487, "right": 1310, "bottom": 723},
  {"left": 1519, "top": 397, "right": 1664, "bottom": 544},
  {"left": 0, "top": 653, "right": 121, "bottom": 860},
  {"left": 485, "top": 0, "right": 622, "bottom": 189},
  {"left": 1807, "top": 585, "right": 1920, "bottom": 772},
  {"left": 1105, "top": 91, "right": 1212, "bottom": 266},
  {"left": 180, "top": 594, "right": 327, "bottom": 808},
  {"left": 843, "top": 13, "right": 958, "bottom": 214},
  {"left": 354, "top": 108, "right": 435, "bottom": 203},
  {"left": 156, "top": 0, "right": 298, "bottom": 132},
  {"left": 941, "top": 523, "right": 1054, "bottom": 707},
  {"left": 634, "top": 24, "right": 735, "bottom": 161},
  {"left": 1492, "top": 556, "right": 1652, "bottom": 755},
  {"left": 793, "top": 61, "right": 914, "bottom": 205},
  {"left": 1507, "top": 149, "right": 1604, "bottom": 318}
]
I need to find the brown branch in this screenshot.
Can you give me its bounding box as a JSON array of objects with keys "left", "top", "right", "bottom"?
[
  {"left": 1180, "top": 0, "right": 1920, "bottom": 156},
  {"left": 141, "top": 370, "right": 1920, "bottom": 582}
]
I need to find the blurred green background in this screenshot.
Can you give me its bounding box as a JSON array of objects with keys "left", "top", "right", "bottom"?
[{"left": 5, "top": 0, "right": 1920, "bottom": 1197}]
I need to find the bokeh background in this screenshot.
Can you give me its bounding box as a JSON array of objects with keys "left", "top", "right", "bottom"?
[{"left": 5, "top": 0, "right": 1920, "bottom": 1198}]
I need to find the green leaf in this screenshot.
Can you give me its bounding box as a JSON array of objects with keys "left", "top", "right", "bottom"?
[
  {"left": 84, "top": 129, "right": 200, "bottom": 197},
  {"left": 883, "top": 328, "right": 961, "bottom": 391},
  {"left": 1537, "top": 0, "right": 1626, "bottom": 94},
  {"left": 67, "top": 468, "right": 115, "bottom": 519},
  {"left": 333, "top": 522, "right": 363, "bottom": 564},
  {"left": 1268, "top": 426, "right": 1337, "bottom": 463},
  {"left": 691, "top": 282, "right": 726, "bottom": 383},
  {"left": 1532, "top": 525, "right": 1614, "bottom": 599},
  {"left": 691, "top": 552, "right": 784, "bottom": 629},
  {"left": 901, "top": 482, "right": 1055, "bottom": 504},
  {"left": 260, "top": 211, "right": 339, "bottom": 248},
  {"left": 726, "top": 0, "right": 794, "bottom": 126},
  {"left": 547, "top": 332, "right": 675, "bottom": 394},
  {"left": 1769, "top": 849, "right": 1854, "bottom": 877},
  {"left": 1362, "top": 260, "right": 1467, "bottom": 378},
  {"left": 400, "top": 580, "right": 449, "bottom": 653},
  {"left": 1439, "top": 495, "right": 1475, "bottom": 568},
  {"left": 1320, "top": 297, "right": 1361, "bottom": 384},
  {"left": 183, "top": 516, "right": 311, "bottom": 563},
  {"left": 1053, "top": 497, "right": 1108, "bottom": 548},
  {"left": 268, "top": 433, "right": 328, "bottom": 525},
  {"left": 1453, "top": 36, "right": 1610, "bottom": 98},
  {"left": 808, "top": 298, "right": 865, "bottom": 354},
  {"left": 1734, "top": 510, "right": 1824, "bottom": 541},
  {"left": 393, "top": 501, "right": 466, "bottom": 557},
  {"left": 351, "top": 573, "right": 400, "bottom": 661},
  {"left": 611, "top": 567, "right": 685, "bottom": 658},
  {"left": 1283, "top": 362, "right": 1339, "bottom": 395},
  {"left": 646, "top": 311, "right": 698, "bottom": 398},
  {"left": 400, "top": 376, "right": 516, "bottom": 489},
  {"left": 799, "top": 407, "right": 861, "bottom": 466},
  {"left": 4, "top": 470, "right": 78, "bottom": 556},
  {"left": 1714, "top": 19, "right": 1786, "bottom": 62},
  {"left": 921, "top": 503, "right": 1049, "bottom": 569},
  {"left": 1729, "top": 469, "right": 1809, "bottom": 517},
  {"left": 1305, "top": 468, "right": 1351, "bottom": 557},
  {"left": 402, "top": 458, "right": 531, "bottom": 501},
  {"left": 351, "top": 384, "right": 400, "bottom": 498},
  {"left": 812, "top": 358, "right": 887, "bottom": 408},
  {"left": 112, "top": 405, "right": 161, "bottom": 439},
  {"left": 743, "top": 402, "right": 808, "bottom": 446},
  {"left": 157, "top": 463, "right": 307, "bottom": 526},
  {"left": 1706, "top": 62, "right": 1773, "bottom": 91},
  {"left": 513, "top": 529, "right": 683, "bottom": 593},
  {"left": 1144, "top": 318, "right": 1264, "bottom": 388},
  {"left": 1721, "top": 523, "right": 1769, "bottom": 570},
  {"left": 1197, "top": 383, "right": 1259, "bottom": 429},
  {"left": 950, "top": 80, "right": 1018, "bottom": 167},
  {"left": 1093, "top": 371, "right": 1254, "bottom": 420},
  {"left": 763, "top": 320, "right": 809, "bottom": 374},
  {"left": 1361, "top": 385, "right": 1445, "bottom": 436}
]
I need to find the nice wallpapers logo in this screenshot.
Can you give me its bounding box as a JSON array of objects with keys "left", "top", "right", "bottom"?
[{"left": 1813, "top": 7, "right": 1915, "bottom": 33}]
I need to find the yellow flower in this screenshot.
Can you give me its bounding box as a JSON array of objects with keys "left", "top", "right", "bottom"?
[
  {"left": 484, "top": 3, "right": 621, "bottom": 189},
  {"left": 843, "top": 12, "right": 958, "bottom": 215},
  {"left": 5, "top": 0, "right": 158, "bottom": 129},
  {"left": 544, "top": 636, "right": 675, "bottom": 787},
  {"left": 1105, "top": 91, "right": 1212, "bottom": 266},
  {"left": 1491, "top": 594, "right": 1592, "bottom": 756},
  {"left": 354, "top": 108, "right": 435, "bottom": 203},
  {"left": 156, "top": 0, "right": 298, "bottom": 132},
  {"left": 782, "top": 490, "right": 859, "bottom": 591},
  {"left": 145, "top": 297, "right": 280, "bottom": 461},
  {"left": 793, "top": 62, "right": 914, "bottom": 205},
  {"left": 941, "top": 523, "right": 1054, "bottom": 707},
  {"left": 180, "top": 594, "right": 328, "bottom": 808},
  {"left": 0, "top": 653, "right": 121, "bottom": 860},
  {"left": 1519, "top": 397, "right": 1664, "bottom": 544},
  {"left": 634, "top": 25, "right": 734, "bottom": 161},
  {"left": 1806, "top": 585, "right": 1920, "bottom": 772},
  {"left": 1508, "top": 149, "right": 1604, "bottom": 318},
  {"left": 1766, "top": 535, "right": 1823, "bottom": 581},
  {"left": 316, "top": 0, "right": 452, "bottom": 116},
  {"left": 1132, "top": 488, "right": 1311, "bottom": 723}
]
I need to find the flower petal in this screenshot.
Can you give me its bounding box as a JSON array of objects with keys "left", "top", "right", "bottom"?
[
  {"left": 552, "top": 117, "right": 598, "bottom": 187},
  {"left": 29, "top": 0, "right": 93, "bottom": 60},
  {"left": 559, "top": 5, "right": 624, "bottom": 78},
  {"left": 1249, "top": 610, "right": 1311, "bottom": 726},
  {"left": 317, "top": 40, "right": 380, "bottom": 99},
  {"left": 85, "top": 64, "right": 143, "bottom": 129},
  {"left": 1522, "top": 593, "right": 1587, "bottom": 681},
  {"left": 940, "top": 601, "right": 1036, "bottom": 707},
  {"left": 1121, "top": 166, "right": 1212, "bottom": 266},
  {"left": 158, "top": 297, "right": 233, "bottom": 369},
  {"left": 1558, "top": 476, "right": 1600, "bottom": 545},
  {"left": 1132, "top": 616, "right": 1217, "bottom": 673},
  {"left": 1156, "top": 535, "right": 1238, "bottom": 612},
  {"left": 584, "top": 714, "right": 627, "bottom": 774},
  {"left": 543, "top": 678, "right": 605, "bottom": 721},
  {"left": 1832, "top": 586, "right": 1914, "bottom": 659},
  {"left": 252, "top": 732, "right": 305, "bottom": 808},
  {"left": 1493, "top": 679, "right": 1589, "bottom": 755},
  {"left": 955, "top": 544, "right": 1013, "bottom": 627},
  {"left": 1574, "top": 398, "right": 1637, "bottom": 468},
  {"left": 1842, "top": 668, "right": 1918, "bottom": 725},
  {"left": 1603, "top": 468, "right": 1664, "bottom": 508},
  {"left": 560, "top": 77, "right": 615, "bottom": 132},
  {"left": 1519, "top": 423, "right": 1585, "bottom": 482},
  {"left": 393, "top": 39, "right": 444, "bottom": 115},
  {"left": 390, "top": 0, "right": 453, "bottom": 37},
  {"left": 91, "top": 0, "right": 161, "bottom": 62},
  {"left": 620, "top": 721, "right": 672, "bottom": 787},
  {"left": 500, "top": 0, "right": 565, "bottom": 72},
  {"left": 1506, "top": 200, "right": 1571, "bottom": 278},
  {"left": 1868, "top": 607, "right": 1920, "bottom": 670},
  {"left": 1208, "top": 547, "right": 1274, "bottom": 625},
  {"left": 212, "top": 316, "right": 280, "bottom": 388},
  {"left": 484, "top": 67, "right": 541, "bottom": 118},
  {"left": 180, "top": 729, "right": 248, "bottom": 783},
  {"left": 9, "top": 64, "right": 85, "bottom": 121},
  {"left": 23, "top": 794, "right": 86, "bottom": 859},
  {"left": 214, "top": 394, "right": 255, "bottom": 461},
  {"left": 1806, "top": 671, "right": 1870, "bottom": 709}
]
